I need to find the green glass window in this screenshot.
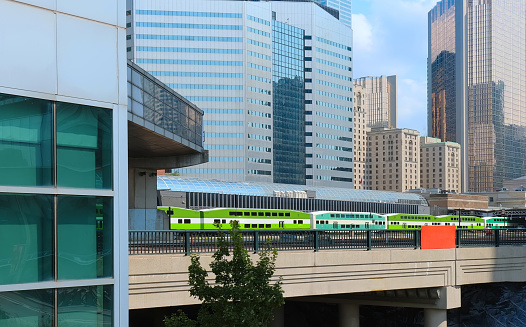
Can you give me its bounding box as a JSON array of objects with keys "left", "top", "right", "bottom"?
[
  {"left": 0, "top": 289, "right": 54, "bottom": 326},
  {"left": 0, "top": 94, "right": 53, "bottom": 187},
  {"left": 0, "top": 194, "right": 53, "bottom": 285},
  {"left": 57, "top": 286, "right": 113, "bottom": 326},
  {"left": 57, "top": 196, "right": 113, "bottom": 280},
  {"left": 56, "top": 103, "right": 112, "bottom": 189}
]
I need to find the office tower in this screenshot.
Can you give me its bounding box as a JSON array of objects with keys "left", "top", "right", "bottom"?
[
  {"left": 127, "top": 0, "right": 354, "bottom": 187},
  {"left": 354, "top": 75, "right": 398, "bottom": 128},
  {"left": 315, "top": 0, "right": 352, "bottom": 28},
  {"left": 0, "top": 1, "right": 128, "bottom": 325},
  {"left": 428, "top": 0, "right": 526, "bottom": 192},
  {"left": 353, "top": 84, "right": 369, "bottom": 189},
  {"left": 367, "top": 127, "right": 420, "bottom": 192},
  {"left": 420, "top": 137, "right": 461, "bottom": 192}
]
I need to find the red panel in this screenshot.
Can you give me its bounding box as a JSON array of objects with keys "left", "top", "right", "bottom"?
[{"left": 421, "top": 226, "right": 456, "bottom": 249}]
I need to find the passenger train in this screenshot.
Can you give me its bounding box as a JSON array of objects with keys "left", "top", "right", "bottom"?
[{"left": 158, "top": 207, "right": 521, "bottom": 230}]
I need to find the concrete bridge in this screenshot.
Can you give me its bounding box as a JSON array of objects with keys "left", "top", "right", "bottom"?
[{"left": 129, "top": 245, "right": 526, "bottom": 327}]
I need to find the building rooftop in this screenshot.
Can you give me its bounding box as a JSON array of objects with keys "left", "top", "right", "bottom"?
[{"left": 158, "top": 176, "right": 428, "bottom": 206}]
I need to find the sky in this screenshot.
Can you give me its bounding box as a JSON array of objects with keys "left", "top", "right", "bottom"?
[{"left": 352, "top": 0, "right": 438, "bottom": 135}]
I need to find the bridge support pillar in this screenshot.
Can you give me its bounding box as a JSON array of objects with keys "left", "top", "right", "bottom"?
[
  {"left": 269, "top": 305, "right": 284, "bottom": 327},
  {"left": 424, "top": 308, "right": 447, "bottom": 327},
  {"left": 339, "top": 303, "right": 359, "bottom": 327}
]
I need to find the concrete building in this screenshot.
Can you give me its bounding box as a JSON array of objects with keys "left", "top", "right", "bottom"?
[
  {"left": 420, "top": 136, "right": 461, "bottom": 193},
  {"left": 354, "top": 75, "right": 397, "bottom": 129},
  {"left": 0, "top": 0, "right": 128, "bottom": 325},
  {"left": 428, "top": 0, "right": 526, "bottom": 192},
  {"left": 366, "top": 127, "right": 420, "bottom": 192},
  {"left": 127, "top": 0, "right": 354, "bottom": 188},
  {"left": 353, "top": 84, "right": 369, "bottom": 189}
]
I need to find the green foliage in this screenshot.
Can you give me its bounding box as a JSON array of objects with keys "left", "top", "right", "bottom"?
[
  {"left": 164, "top": 310, "right": 197, "bottom": 327},
  {"left": 166, "top": 221, "right": 284, "bottom": 327}
]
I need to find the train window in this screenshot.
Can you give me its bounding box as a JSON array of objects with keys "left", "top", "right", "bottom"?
[
  {"left": 316, "top": 221, "right": 320, "bottom": 224},
  {"left": 244, "top": 212, "right": 250, "bottom": 216},
  {"left": 336, "top": 214, "right": 340, "bottom": 218},
  {"left": 279, "top": 213, "right": 284, "bottom": 217},
  {"left": 229, "top": 212, "right": 235, "bottom": 216},
  {"left": 184, "top": 219, "right": 191, "bottom": 224},
  {"left": 258, "top": 212, "right": 264, "bottom": 216},
  {"left": 265, "top": 212, "right": 270, "bottom": 217},
  {"left": 298, "top": 220, "right": 303, "bottom": 224},
  {"left": 245, "top": 224, "right": 250, "bottom": 228},
  {"left": 266, "top": 224, "right": 271, "bottom": 228},
  {"left": 259, "top": 224, "right": 264, "bottom": 228},
  {"left": 178, "top": 219, "right": 182, "bottom": 223},
  {"left": 222, "top": 219, "right": 226, "bottom": 224},
  {"left": 285, "top": 213, "right": 290, "bottom": 217},
  {"left": 252, "top": 224, "right": 257, "bottom": 228},
  {"left": 293, "top": 220, "right": 297, "bottom": 224},
  {"left": 330, "top": 214, "right": 335, "bottom": 218},
  {"left": 251, "top": 212, "right": 257, "bottom": 216},
  {"left": 272, "top": 212, "right": 277, "bottom": 216},
  {"left": 214, "top": 219, "right": 220, "bottom": 223}
]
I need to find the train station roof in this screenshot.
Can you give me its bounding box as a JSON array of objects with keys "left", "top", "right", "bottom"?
[{"left": 158, "top": 176, "right": 428, "bottom": 206}]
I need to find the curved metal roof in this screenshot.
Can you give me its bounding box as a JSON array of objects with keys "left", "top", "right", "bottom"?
[{"left": 158, "top": 176, "right": 428, "bottom": 206}]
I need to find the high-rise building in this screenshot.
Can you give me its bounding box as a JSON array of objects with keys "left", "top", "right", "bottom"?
[
  {"left": 315, "top": 0, "right": 352, "bottom": 28},
  {"left": 428, "top": 0, "right": 526, "bottom": 192},
  {"left": 127, "top": 0, "right": 354, "bottom": 187},
  {"left": 366, "top": 127, "right": 420, "bottom": 192},
  {"left": 420, "top": 136, "right": 461, "bottom": 192},
  {"left": 353, "top": 84, "right": 369, "bottom": 189},
  {"left": 0, "top": 1, "right": 128, "bottom": 325},
  {"left": 354, "top": 75, "right": 398, "bottom": 129}
]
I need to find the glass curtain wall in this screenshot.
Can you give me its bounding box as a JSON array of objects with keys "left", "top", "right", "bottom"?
[
  {"left": 272, "top": 19, "right": 306, "bottom": 185},
  {"left": 467, "top": 0, "right": 526, "bottom": 191},
  {"left": 429, "top": 0, "right": 457, "bottom": 143},
  {"left": 0, "top": 93, "right": 114, "bottom": 326}
]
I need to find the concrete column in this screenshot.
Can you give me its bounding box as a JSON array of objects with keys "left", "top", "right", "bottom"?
[
  {"left": 424, "top": 308, "right": 447, "bottom": 327},
  {"left": 269, "top": 305, "right": 284, "bottom": 327},
  {"left": 339, "top": 303, "right": 359, "bottom": 327}
]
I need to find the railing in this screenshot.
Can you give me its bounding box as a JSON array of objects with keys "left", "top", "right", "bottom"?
[{"left": 129, "top": 228, "right": 526, "bottom": 255}]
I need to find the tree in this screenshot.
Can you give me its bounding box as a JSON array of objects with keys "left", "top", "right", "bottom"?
[{"left": 165, "top": 221, "right": 284, "bottom": 327}]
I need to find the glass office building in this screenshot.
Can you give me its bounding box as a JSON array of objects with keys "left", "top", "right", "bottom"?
[
  {"left": 272, "top": 19, "right": 306, "bottom": 184},
  {"left": 127, "top": 0, "right": 353, "bottom": 187},
  {"left": 428, "top": 0, "right": 526, "bottom": 192},
  {"left": 0, "top": 1, "right": 128, "bottom": 326},
  {"left": 315, "top": 0, "right": 352, "bottom": 28}
]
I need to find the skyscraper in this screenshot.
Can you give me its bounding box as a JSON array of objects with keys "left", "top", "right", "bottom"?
[
  {"left": 315, "top": 0, "right": 352, "bottom": 28},
  {"left": 354, "top": 75, "right": 398, "bottom": 129},
  {"left": 127, "top": 0, "right": 354, "bottom": 187},
  {"left": 428, "top": 0, "right": 526, "bottom": 192}
]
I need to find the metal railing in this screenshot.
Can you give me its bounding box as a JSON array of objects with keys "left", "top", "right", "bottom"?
[{"left": 128, "top": 228, "right": 521, "bottom": 255}]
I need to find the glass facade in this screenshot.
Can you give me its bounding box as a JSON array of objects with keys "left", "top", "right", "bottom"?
[
  {"left": 467, "top": 0, "right": 526, "bottom": 192},
  {"left": 127, "top": 63, "right": 203, "bottom": 147},
  {"left": 128, "top": 0, "right": 352, "bottom": 186},
  {"left": 272, "top": 19, "right": 306, "bottom": 184},
  {"left": 429, "top": 0, "right": 456, "bottom": 143},
  {"left": 0, "top": 286, "right": 112, "bottom": 327},
  {"left": 0, "top": 95, "right": 53, "bottom": 186},
  {"left": 429, "top": 0, "right": 526, "bottom": 192},
  {"left": 0, "top": 94, "right": 114, "bottom": 326}
]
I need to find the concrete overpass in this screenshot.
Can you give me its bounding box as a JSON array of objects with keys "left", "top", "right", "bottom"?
[{"left": 129, "top": 245, "right": 526, "bottom": 327}]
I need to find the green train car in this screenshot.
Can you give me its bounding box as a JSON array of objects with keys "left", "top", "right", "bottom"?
[
  {"left": 385, "top": 214, "right": 484, "bottom": 229},
  {"left": 483, "top": 217, "right": 521, "bottom": 229},
  {"left": 312, "top": 211, "right": 386, "bottom": 230},
  {"left": 160, "top": 207, "right": 310, "bottom": 230}
]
